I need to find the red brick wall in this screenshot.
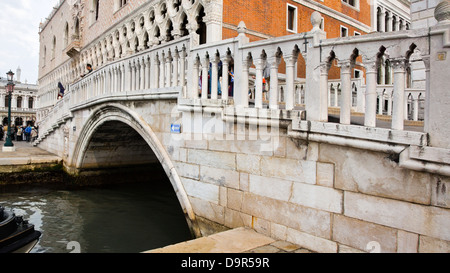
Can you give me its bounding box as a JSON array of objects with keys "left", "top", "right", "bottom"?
[
  {"left": 222, "top": 0, "right": 370, "bottom": 79},
  {"left": 222, "top": 0, "right": 370, "bottom": 41}
]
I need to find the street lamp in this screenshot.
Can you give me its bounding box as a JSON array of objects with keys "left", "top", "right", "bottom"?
[{"left": 3, "top": 70, "right": 15, "bottom": 152}]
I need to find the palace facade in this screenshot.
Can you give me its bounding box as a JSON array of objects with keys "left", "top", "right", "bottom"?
[{"left": 0, "top": 67, "right": 38, "bottom": 127}]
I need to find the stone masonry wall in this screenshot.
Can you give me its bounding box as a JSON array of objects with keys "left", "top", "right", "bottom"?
[
  {"left": 166, "top": 112, "right": 450, "bottom": 253},
  {"left": 38, "top": 98, "right": 450, "bottom": 252}
]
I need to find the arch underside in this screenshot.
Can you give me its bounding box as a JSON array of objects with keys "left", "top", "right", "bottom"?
[{"left": 71, "top": 103, "right": 200, "bottom": 237}]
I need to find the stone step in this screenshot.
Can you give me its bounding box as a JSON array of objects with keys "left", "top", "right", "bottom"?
[{"left": 144, "top": 227, "right": 312, "bottom": 253}]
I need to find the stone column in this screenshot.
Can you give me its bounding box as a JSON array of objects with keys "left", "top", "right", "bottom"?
[
  {"left": 386, "top": 12, "right": 393, "bottom": 32},
  {"left": 160, "top": 52, "right": 166, "bottom": 89},
  {"left": 210, "top": 55, "right": 220, "bottom": 100},
  {"left": 140, "top": 59, "right": 146, "bottom": 90},
  {"left": 268, "top": 55, "right": 281, "bottom": 109},
  {"left": 204, "top": 0, "right": 223, "bottom": 43},
  {"left": 221, "top": 54, "right": 231, "bottom": 100},
  {"left": 191, "top": 56, "right": 200, "bottom": 99},
  {"left": 166, "top": 54, "right": 173, "bottom": 88},
  {"left": 334, "top": 86, "right": 338, "bottom": 107},
  {"left": 413, "top": 96, "right": 419, "bottom": 121},
  {"left": 364, "top": 60, "right": 378, "bottom": 127},
  {"left": 172, "top": 51, "right": 179, "bottom": 87},
  {"left": 201, "top": 56, "right": 210, "bottom": 100},
  {"left": 180, "top": 47, "right": 187, "bottom": 87},
  {"left": 125, "top": 61, "right": 132, "bottom": 92},
  {"left": 285, "top": 54, "right": 298, "bottom": 110},
  {"left": 338, "top": 60, "right": 353, "bottom": 125},
  {"left": 151, "top": 53, "right": 160, "bottom": 89},
  {"left": 380, "top": 7, "right": 386, "bottom": 32},
  {"left": 121, "top": 63, "right": 126, "bottom": 92},
  {"left": 254, "top": 57, "right": 266, "bottom": 109},
  {"left": 391, "top": 58, "right": 407, "bottom": 130},
  {"left": 378, "top": 91, "right": 383, "bottom": 115},
  {"left": 240, "top": 57, "right": 252, "bottom": 108}
]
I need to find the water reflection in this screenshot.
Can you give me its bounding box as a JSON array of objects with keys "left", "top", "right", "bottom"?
[{"left": 1, "top": 182, "right": 193, "bottom": 253}]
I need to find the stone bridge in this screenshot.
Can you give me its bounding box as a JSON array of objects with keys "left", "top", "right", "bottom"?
[{"left": 34, "top": 12, "right": 450, "bottom": 252}]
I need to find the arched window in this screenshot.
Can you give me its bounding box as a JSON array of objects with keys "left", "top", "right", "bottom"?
[
  {"left": 52, "top": 36, "right": 56, "bottom": 59},
  {"left": 392, "top": 16, "right": 397, "bottom": 31},
  {"left": 4, "top": 95, "right": 9, "bottom": 109},
  {"left": 17, "top": 96, "right": 22, "bottom": 109},
  {"left": 43, "top": 46, "right": 47, "bottom": 67},
  {"left": 95, "top": 0, "right": 100, "bottom": 21},
  {"left": 64, "top": 22, "right": 69, "bottom": 47},
  {"left": 28, "top": 97, "right": 34, "bottom": 109},
  {"left": 115, "top": 0, "right": 127, "bottom": 11},
  {"left": 75, "top": 18, "right": 80, "bottom": 39},
  {"left": 377, "top": 7, "right": 382, "bottom": 32},
  {"left": 196, "top": 5, "right": 207, "bottom": 45}
]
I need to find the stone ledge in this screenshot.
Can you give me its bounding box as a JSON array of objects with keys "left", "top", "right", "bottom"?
[{"left": 292, "top": 120, "right": 428, "bottom": 147}]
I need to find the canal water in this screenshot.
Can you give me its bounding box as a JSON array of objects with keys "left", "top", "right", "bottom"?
[{"left": 0, "top": 174, "right": 193, "bottom": 253}]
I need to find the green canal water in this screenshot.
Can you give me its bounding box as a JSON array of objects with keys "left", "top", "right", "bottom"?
[{"left": 0, "top": 173, "right": 193, "bottom": 253}]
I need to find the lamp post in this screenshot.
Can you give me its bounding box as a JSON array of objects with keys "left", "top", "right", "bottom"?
[{"left": 3, "top": 70, "right": 15, "bottom": 152}]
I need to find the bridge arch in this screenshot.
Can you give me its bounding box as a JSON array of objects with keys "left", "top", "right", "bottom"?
[{"left": 70, "top": 103, "right": 201, "bottom": 237}]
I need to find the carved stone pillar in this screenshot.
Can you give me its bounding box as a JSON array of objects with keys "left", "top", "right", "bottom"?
[
  {"left": 254, "top": 57, "right": 266, "bottom": 109},
  {"left": 284, "top": 54, "right": 298, "bottom": 110},
  {"left": 338, "top": 60, "right": 353, "bottom": 125},
  {"left": 268, "top": 55, "right": 281, "bottom": 109},
  {"left": 201, "top": 56, "right": 210, "bottom": 99},
  {"left": 391, "top": 58, "right": 407, "bottom": 130}
]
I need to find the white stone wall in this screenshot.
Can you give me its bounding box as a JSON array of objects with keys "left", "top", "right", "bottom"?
[{"left": 411, "top": 0, "right": 440, "bottom": 28}]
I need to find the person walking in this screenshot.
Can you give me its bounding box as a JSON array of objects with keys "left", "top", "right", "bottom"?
[
  {"left": 31, "top": 127, "right": 38, "bottom": 142},
  {"left": 25, "top": 125, "right": 32, "bottom": 142}
]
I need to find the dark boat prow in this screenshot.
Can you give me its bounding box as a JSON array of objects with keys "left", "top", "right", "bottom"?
[{"left": 0, "top": 206, "right": 42, "bottom": 253}]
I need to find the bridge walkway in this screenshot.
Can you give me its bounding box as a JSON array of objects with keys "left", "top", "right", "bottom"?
[{"left": 0, "top": 140, "right": 61, "bottom": 167}]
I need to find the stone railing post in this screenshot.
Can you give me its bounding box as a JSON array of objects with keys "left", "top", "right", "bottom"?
[
  {"left": 391, "top": 58, "right": 407, "bottom": 130},
  {"left": 305, "top": 12, "right": 328, "bottom": 121},
  {"left": 363, "top": 59, "right": 378, "bottom": 127},
  {"left": 201, "top": 55, "right": 210, "bottom": 99},
  {"left": 211, "top": 54, "right": 220, "bottom": 99},
  {"left": 254, "top": 56, "right": 266, "bottom": 108},
  {"left": 233, "top": 21, "right": 250, "bottom": 108},
  {"left": 338, "top": 60, "right": 353, "bottom": 125},
  {"left": 221, "top": 54, "right": 231, "bottom": 100},
  {"left": 268, "top": 55, "right": 281, "bottom": 109},
  {"left": 425, "top": 1, "right": 450, "bottom": 147}
]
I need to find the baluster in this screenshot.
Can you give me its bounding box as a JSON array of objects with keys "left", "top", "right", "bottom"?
[
  {"left": 338, "top": 60, "right": 353, "bottom": 125},
  {"left": 391, "top": 58, "right": 407, "bottom": 130},
  {"left": 144, "top": 56, "right": 151, "bottom": 89},
  {"left": 151, "top": 53, "right": 160, "bottom": 89},
  {"left": 221, "top": 54, "right": 231, "bottom": 100},
  {"left": 173, "top": 50, "right": 179, "bottom": 87},
  {"left": 211, "top": 54, "right": 220, "bottom": 100},
  {"left": 166, "top": 53, "right": 173, "bottom": 87},
  {"left": 180, "top": 47, "right": 187, "bottom": 87},
  {"left": 254, "top": 57, "right": 266, "bottom": 109},
  {"left": 160, "top": 52, "right": 166, "bottom": 88},
  {"left": 268, "top": 56, "right": 281, "bottom": 109},
  {"left": 140, "top": 58, "right": 145, "bottom": 90},
  {"left": 201, "top": 56, "right": 209, "bottom": 100},
  {"left": 363, "top": 60, "right": 378, "bottom": 127},
  {"left": 191, "top": 56, "right": 200, "bottom": 98},
  {"left": 285, "top": 54, "right": 298, "bottom": 110}
]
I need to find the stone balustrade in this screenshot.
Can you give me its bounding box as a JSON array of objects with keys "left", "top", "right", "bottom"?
[{"left": 37, "top": 10, "right": 450, "bottom": 153}]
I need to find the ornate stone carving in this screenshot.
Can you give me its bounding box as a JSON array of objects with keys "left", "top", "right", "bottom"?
[{"left": 435, "top": 0, "right": 450, "bottom": 23}]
